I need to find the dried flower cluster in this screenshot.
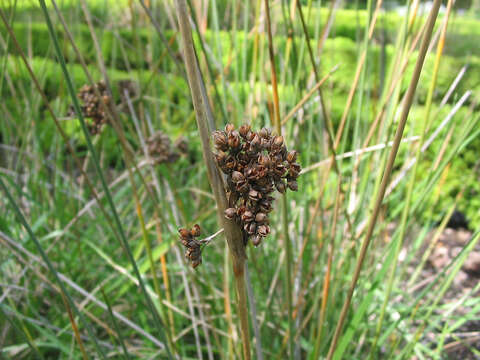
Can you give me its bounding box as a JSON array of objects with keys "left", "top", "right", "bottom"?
[
  {"left": 179, "top": 224, "right": 202, "bottom": 268},
  {"left": 74, "top": 81, "right": 112, "bottom": 135},
  {"left": 213, "top": 124, "right": 301, "bottom": 246},
  {"left": 146, "top": 131, "right": 180, "bottom": 164}
]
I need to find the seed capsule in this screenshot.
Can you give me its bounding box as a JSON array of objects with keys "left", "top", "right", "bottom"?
[
  {"left": 286, "top": 150, "right": 297, "bottom": 163},
  {"left": 179, "top": 228, "right": 190, "bottom": 239},
  {"left": 257, "top": 224, "right": 270, "bottom": 237},
  {"left": 273, "top": 135, "right": 284, "bottom": 148},
  {"left": 213, "top": 131, "right": 228, "bottom": 150},
  {"left": 274, "top": 164, "right": 286, "bottom": 177},
  {"left": 228, "top": 131, "right": 241, "bottom": 149},
  {"left": 252, "top": 235, "right": 262, "bottom": 247},
  {"left": 188, "top": 240, "right": 200, "bottom": 249},
  {"left": 255, "top": 212, "right": 267, "bottom": 223},
  {"left": 225, "top": 123, "right": 235, "bottom": 133},
  {"left": 241, "top": 211, "right": 254, "bottom": 223},
  {"left": 275, "top": 181, "right": 286, "bottom": 194},
  {"left": 259, "top": 127, "right": 270, "bottom": 138},
  {"left": 258, "top": 154, "right": 271, "bottom": 168},
  {"left": 287, "top": 180, "right": 298, "bottom": 191},
  {"left": 288, "top": 163, "right": 301, "bottom": 178},
  {"left": 191, "top": 224, "right": 201, "bottom": 237},
  {"left": 250, "top": 134, "right": 261, "bottom": 149},
  {"left": 231, "top": 171, "right": 245, "bottom": 183},
  {"left": 244, "top": 222, "right": 256, "bottom": 235},
  {"left": 239, "top": 124, "right": 251, "bottom": 138},
  {"left": 191, "top": 258, "right": 202, "bottom": 268},
  {"left": 236, "top": 181, "right": 249, "bottom": 193},
  {"left": 236, "top": 206, "right": 247, "bottom": 216},
  {"left": 248, "top": 189, "right": 261, "bottom": 202},
  {"left": 259, "top": 200, "right": 272, "bottom": 213},
  {"left": 225, "top": 207, "right": 237, "bottom": 219}
]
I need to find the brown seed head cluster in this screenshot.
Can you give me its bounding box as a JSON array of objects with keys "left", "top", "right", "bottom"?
[
  {"left": 76, "top": 80, "right": 112, "bottom": 135},
  {"left": 213, "top": 123, "right": 301, "bottom": 247},
  {"left": 179, "top": 224, "right": 202, "bottom": 268},
  {"left": 146, "top": 131, "right": 180, "bottom": 164}
]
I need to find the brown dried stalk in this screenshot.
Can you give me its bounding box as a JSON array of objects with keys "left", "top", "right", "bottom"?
[
  {"left": 173, "top": 0, "right": 251, "bottom": 359},
  {"left": 326, "top": 0, "right": 442, "bottom": 358}
]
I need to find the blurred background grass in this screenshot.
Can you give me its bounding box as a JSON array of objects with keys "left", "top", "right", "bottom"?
[{"left": 1, "top": 0, "right": 480, "bottom": 359}]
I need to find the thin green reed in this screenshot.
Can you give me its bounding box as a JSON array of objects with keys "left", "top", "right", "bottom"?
[
  {"left": 0, "top": 176, "right": 107, "bottom": 359},
  {"left": 36, "top": 1, "right": 173, "bottom": 358}
]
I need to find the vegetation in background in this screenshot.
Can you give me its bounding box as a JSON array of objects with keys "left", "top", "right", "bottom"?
[{"left": 1, "top": 0, "right": 480, "bottom": 359}]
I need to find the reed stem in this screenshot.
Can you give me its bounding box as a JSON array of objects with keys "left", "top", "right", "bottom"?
[
  {"left": 326, "top": 1, "right": 442, "bottom": 358},
  {"left": 173, "top": 1, "right": 251, "bottom": 359}
]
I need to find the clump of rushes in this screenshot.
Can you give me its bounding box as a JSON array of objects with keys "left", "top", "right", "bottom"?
[
  {"left": 213, "top": 124, "right": 301, "bottom": 247},
  {"left": 179, "top": 224, "right": 202, "bottom": 268},
  {"left": 146, "top": 131, "right": 180, "bottom": 164},
  {"left": 68, "top": 80, "right": 112, "bottom": 135}
]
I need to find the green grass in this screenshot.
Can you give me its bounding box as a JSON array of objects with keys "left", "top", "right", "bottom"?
[{"left": 1, "top": 1, "right": 480, "bottom": 359}]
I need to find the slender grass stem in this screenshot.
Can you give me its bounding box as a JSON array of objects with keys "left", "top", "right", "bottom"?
[
  {"left": 0, "top": 176, "right": 108, "bottom": 359},
  {"left": 36, "top": 2, "right": 173, "bottom": 357},
  {"left": 173, "top": 1, "right": 250, "bottom": 359},
  {"left": 369, "top": 1, "right": 454, "bottom": 356},
  {"left": 101, "top": 289, "right": 132, "bottom": 360},
  {"left": 263, "top": 1, "right": 294, "bottom": 359},
  {"left": 326, "top": 1, "right": 442, "bottom": 358}
]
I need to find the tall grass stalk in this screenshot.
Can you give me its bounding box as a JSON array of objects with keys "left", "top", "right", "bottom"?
[
  {"left": 263, "top": 1, "right": 294, "bottom": 358},
  {"left": 326, "top": 0, "right": 442, "bottom": 358},
  {"left": 36, "top": 1, "right": 174, "bottom": 357},
  {"left": 0, "top": 177, "right": 108, "bottom": 359},
  {"left": 173, "top": 1, "right": 251, "bottom": 359},
  {"left": 370, "top": 1, "right": 455, "bottom": 353}
]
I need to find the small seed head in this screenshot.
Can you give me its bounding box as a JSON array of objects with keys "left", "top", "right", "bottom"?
[
  {"left": 252, "top": 235, "right": 262, "bottom": 247},
  {"left": 275, "top": 181, "right": 286, "bottom": 194},
  {"left": 257, "top": 224, "right": 270, "bottom": 237},
  {"left": 179, "top": 228, "right": 190, "bottom": 239},
  {"left": 286, "top": 150, "right": 297, "bottom": 163},
  {"left": 213, "top": 131, "right": 228, "bottom": 150},
  {"left": 248, "top": 189, "right": 261, "bottom": 202},
  {"left": 225, "top": 208, "right": 237, "bottom": 219},
  {"left": 191, "top": 224, "right": 201, "bottom": 237},
  {"left": 255, "top": 212, "right": 267, "bottom": 223},
  {"left": 239, "top": 124, "right": 251, "bottom": 138},
  {"left": 231, "top": 171, "right": 245, "bottom": 183},
  {"left": 287, "top": 180, "right": 298, "bottom": 191},
  {"left": 241, "top": 210, "right": 254, "bottom": 223}
]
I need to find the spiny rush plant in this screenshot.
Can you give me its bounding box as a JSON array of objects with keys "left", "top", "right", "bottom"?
[{"left": 2, "top": 0, "right": 480, "bottom": 359}]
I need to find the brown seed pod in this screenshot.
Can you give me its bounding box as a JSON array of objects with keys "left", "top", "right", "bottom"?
[
  {"left": 191, "top": 224, "right": 201, "bottom": 237},
  {"left": 213, "top": 130, "right": 228, "bottom": 151},
  {"left": 248, "top": 189, "right": 261, "bottom": 202},
  {"left": 146, "top": 131, "right": 180, "bottom": 165},
  {"left": 179, "top": 225, "right": 204, "bottom": 268},
  {"left": 239, "top": 124, "right": 251, "bottom": 138},
  {"left": 211, "top": 123, "right": 301, "bottom": 247},
  {"left": 241, "top": 211, "right": 254, "bottom": 223},
  {"left": 287, "top": 180, "right": 298, "bottom": 191},
  {"left": 252, "top": 235, "right": 262, "bottom": 247},
  {"left": 255, "top": 212, "right": 267, "bottom": 223},
  {"left": 286, "top": 150, "right": 297, "bottom": 163},
  {"left": 231, "top": 171, "right": 245, "bottom": 183},
  {"left": 275, "top": 181, "right": 286, "bottom": 194},
  {"left": 228, "top": 131, "right": 241, "bottom": 150},
  {"left": 244, "top": 222, "right": 257, "bottom": 235},
  {"left": 179, "top": 228, "right": 190, "bottom": 239},
  {"left": 273, "top": 135, "right": 284, "bottom": 148},
  {"left": 257, "top": 224, "right": 270, "bottom": 237},
  {"left": 225, "top": 207, "right": 237, "bottom": 219}
]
